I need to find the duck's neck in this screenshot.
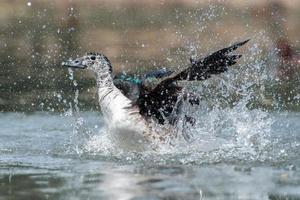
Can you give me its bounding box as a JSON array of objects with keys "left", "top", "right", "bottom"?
[
  {"left": 95, "top": 71, "right": 114, "bottom": 89},
  {"left": 95, "top": 70, "right": 136, "bottom": 123}
]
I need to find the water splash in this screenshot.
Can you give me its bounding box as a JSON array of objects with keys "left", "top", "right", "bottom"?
[
  {"left": 88, "top": 37, "right": 276, "bottom": 164},
  {"left": 163, "top": 36, "right": 275, "bottom": 163},
  {"left": 65, "top": 68, "right": 91, "bottom": 154},
  {"left": 61, "top": 8, "right": 290, "bottom": 165}
]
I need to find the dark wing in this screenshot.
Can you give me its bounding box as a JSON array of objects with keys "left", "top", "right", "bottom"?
[
  {"left": 137, "top": 39, "right": 249, "bottom": 124},
  {"left": 157, "top": 39, "right": 249, "bottom": 84}
]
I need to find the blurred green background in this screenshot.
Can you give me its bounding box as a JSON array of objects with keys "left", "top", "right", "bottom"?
[{"left": 0, "top": 0, "right": 299, "bottom": 112}]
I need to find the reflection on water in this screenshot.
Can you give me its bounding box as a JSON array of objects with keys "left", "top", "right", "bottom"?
[
  {"left": 1, "top": 162, "right": 300, "bottom": 200},
  {"left": 0, "top": 112, "right": 300, "bottom": 200}
]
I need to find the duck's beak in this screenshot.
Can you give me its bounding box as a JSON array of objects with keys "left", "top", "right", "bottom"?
[{"left": 62, "top": 57, "right": 86, "bottom": 69}]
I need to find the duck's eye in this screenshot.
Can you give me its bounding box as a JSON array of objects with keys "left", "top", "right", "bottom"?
[{"left": 90, "top": 56, "right": 96, "bottom": 60}]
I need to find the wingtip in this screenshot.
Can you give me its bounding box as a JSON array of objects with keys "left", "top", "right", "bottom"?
[
  {"left": 239, "top": 39, "right": 251, "bottom": 46},
  {"left": 221, "top": 39, "right": 251, "bottom": 54}
]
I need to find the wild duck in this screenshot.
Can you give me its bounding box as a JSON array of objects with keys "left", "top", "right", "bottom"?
[{"left": 62, "top": 39, "right": 249, "bottom": 151}]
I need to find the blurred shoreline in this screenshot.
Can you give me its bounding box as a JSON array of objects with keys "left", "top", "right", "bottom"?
[{"left": 0, "top": 0, "right": 299, "bottom": 112}]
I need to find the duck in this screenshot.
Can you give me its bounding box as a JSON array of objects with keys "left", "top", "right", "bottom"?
[{"left": 62, "top": 39, "right": 249, "bottom": 151}]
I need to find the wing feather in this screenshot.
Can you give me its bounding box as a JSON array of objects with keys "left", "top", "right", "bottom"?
[{"left": 137, "top": 39, "right": 249, "bottom": 124}]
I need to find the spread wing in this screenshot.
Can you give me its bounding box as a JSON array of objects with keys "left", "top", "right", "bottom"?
[
  {"left": 156, "top": 39, "right": 249, "bottom": 84},
  {"left": 137, "top": 39, "right": 250, "bottom": 124}
]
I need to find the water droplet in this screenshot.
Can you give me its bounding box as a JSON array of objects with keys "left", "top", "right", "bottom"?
[
  {"left": 68, "top": 68, "right": 74, "bottom": 80},
  {"left": 68, "top": 27, "right": 75, "bottom": 32}
]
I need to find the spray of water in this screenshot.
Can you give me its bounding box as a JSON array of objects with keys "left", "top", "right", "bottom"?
[
  {"left": 161, "top": 32, "right": 276, "bottom": 163},
  {"left": 64, "top": 68, "right": 92, "bottom": 155},
  {"left": 62, "top": 6, "right": 286, "bottom": 164},
  {"left": 75, "top": 38, "right": 276, "bottom": 164}
]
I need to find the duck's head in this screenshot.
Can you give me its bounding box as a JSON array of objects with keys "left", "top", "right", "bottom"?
[{"left": 62, "top": 52, "right": 112, "bottom": 74}]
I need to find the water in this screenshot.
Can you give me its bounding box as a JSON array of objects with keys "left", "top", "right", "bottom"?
[
  {"left": 2, "top": 29, "right": 299, "bottom": 200},
  {"left": 0, "top": 111, "right": 300, "bottom": 200}
]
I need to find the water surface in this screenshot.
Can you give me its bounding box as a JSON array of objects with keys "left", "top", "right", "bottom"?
[{"left": 0, "top": 112, "right": 300, "bottom": 200}]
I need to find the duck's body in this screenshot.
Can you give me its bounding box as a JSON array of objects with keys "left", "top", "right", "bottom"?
[
  {"left": 98, "top": 86, "right": 154, "bottom": 151},
  {"left": 62, "top": 39, "right": 249, "bottom": 151},
  {"left": 93, "top": 62, "right": 162, "bottom": 151}
]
